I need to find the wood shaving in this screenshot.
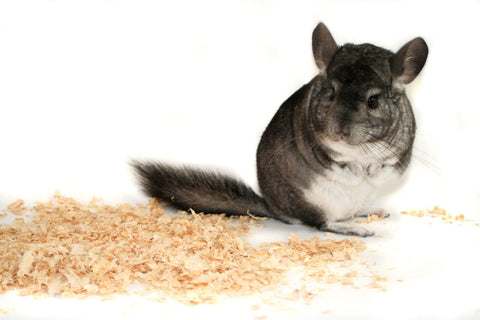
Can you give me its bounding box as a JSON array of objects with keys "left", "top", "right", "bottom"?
[
  {"left": 400, "top": 209, "right": 425, "bottom": 217},
  {"left": 355, "top": 214, "right": 387, "bottom": 224},
  {"left": 401, "top": 206, "right": 476, "bottom": 225},
  {"left": 0, "top": 193, "right": 371, "bottom": 305},
  {"left": 428, "top": 206, "right": 455, "bottom": 221},
  {"left": 368, "top": 274, "right": 389, "bottom": 292},
  {"left": 368, "top": 281, "right": 387, "bottom": 292},
  {"left": 5, "top": 199, "right": 28, "bottom": 215}
]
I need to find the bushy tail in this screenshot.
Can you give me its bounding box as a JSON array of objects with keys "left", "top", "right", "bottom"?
[{"left": 131, "top": 161, "right": 274, "bottom": 218}]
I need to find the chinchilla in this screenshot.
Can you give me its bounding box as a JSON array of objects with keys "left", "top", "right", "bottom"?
[{"left": 132, "top": 22, "right": 428, "bottom": 237}]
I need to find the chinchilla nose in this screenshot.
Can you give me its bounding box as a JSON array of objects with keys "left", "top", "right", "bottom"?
[{"left": 333, "top": 125, "right": 350, "bottom": 141}]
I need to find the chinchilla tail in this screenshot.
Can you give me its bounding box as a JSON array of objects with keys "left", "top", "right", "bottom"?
[{"left": 131, "top": 161, "right": 275, "bottom": 218}]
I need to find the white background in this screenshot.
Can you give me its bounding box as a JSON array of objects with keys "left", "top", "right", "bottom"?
[{"left": 1, "top": 1, "right": 480, "bottom": 319}]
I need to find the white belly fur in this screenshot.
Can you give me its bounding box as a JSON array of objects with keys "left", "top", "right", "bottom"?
[{"left": 302, "top": 164, "right": 400, "bottom": 223}]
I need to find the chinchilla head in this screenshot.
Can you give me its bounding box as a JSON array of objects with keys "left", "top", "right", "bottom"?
[{"left": 308, "top": 23, "right": 428, "bottom": 164}]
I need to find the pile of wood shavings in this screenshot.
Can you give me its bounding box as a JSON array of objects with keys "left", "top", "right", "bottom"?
[{"left": 0, "top": 193, "right": 368, "bottom": 305}]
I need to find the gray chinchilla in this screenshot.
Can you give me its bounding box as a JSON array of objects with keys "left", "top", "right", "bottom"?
[{"left": 132, "top": 22, "right": 428, "bottom": 237}]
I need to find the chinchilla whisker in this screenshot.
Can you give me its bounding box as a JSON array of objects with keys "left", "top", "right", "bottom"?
[
  {"left": 363, "top": 140, "right": 400, "bottom": 164},
  {"left": 411, "top": 147, "right": 442, "bottom": 175}
]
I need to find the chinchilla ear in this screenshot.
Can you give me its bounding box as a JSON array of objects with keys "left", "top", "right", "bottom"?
[
  {"left": 390, "top": 37, "right": 428, "bottom": 85},
  {"left": 312, "top": 23, "right": 338, "bottom": 75}
]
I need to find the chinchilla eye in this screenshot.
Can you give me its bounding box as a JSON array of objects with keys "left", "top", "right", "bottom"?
[{"left": 367, "top": 94, "right": 380, "bottom": 109}]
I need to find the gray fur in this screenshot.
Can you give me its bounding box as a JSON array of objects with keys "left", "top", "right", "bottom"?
[{"left": 132, "top": 23, "right": 428, "bottom": 237}]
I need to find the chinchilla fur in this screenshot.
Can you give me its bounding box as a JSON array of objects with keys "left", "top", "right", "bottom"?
[{"left": 132, "top": 22, "right": 428, "bottom": 237}]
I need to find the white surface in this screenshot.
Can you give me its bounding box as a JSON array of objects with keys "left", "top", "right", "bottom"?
[{"left": 1, "top": 0, "right": 480, "bottom": 319}]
